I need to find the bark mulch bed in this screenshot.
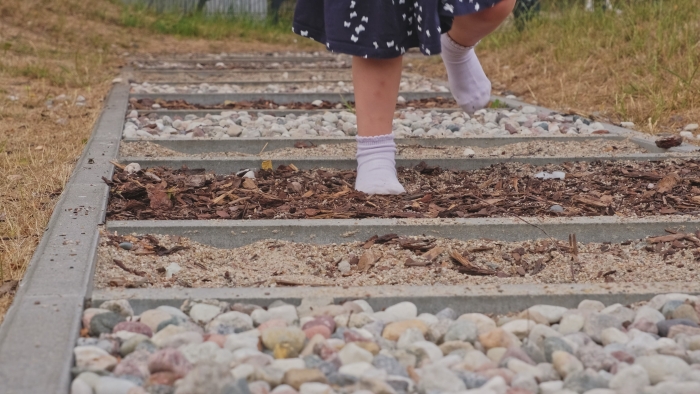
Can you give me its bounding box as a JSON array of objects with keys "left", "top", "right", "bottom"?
[
  {"left": 127, "top": 97, "right": 457, "bottom": 111},
  {"left": 95, "top": 230, "right": 700, "bottom": 289},
  {"left": 106, "top": 159, "right": 700, "bottom": 221}
]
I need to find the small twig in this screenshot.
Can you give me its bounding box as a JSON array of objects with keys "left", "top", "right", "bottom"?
[
  {"left": 569, "top": 234, "right": 578, "bottom": 283},
  {"left": 258, "top": 142, "right": 269, "bottom": 155},
  {"left": 113, "top": 259, "right": 146, "bottom": 277}
]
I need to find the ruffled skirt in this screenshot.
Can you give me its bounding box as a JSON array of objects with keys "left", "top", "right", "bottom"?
[{"left": 292, "top": 0, "right": 504, "bottom": 58}]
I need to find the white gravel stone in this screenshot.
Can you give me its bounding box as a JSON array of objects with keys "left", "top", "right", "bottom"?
[
  {"left": 609, "top": 364, "right": 650, "bottom": 391},
  {"left": 384, "top": 301, "right": 418, "bottom": 321},
  {"left": 601, "top": 327, "right": 629, "bottom": 345},
  {"left": 74, "top": 346, "right": 117, "bottom": 372},
  {"left": 189, "top": 303, "right": 221, "bottom": 324},
  {"left": 635, "top": 355, "right": 690, "bottom": 384},
  {"left": 338, "top": 343, "right": 373, "bottom": 365},
  {"left": 528, "top": 305, "right": 569, "bottom": 324},
  {"left": 578, "top": 299, "right": 606, "bottom": 312},
  {"left": 558, "top": 314, "right": 586, "bottom": 335}
]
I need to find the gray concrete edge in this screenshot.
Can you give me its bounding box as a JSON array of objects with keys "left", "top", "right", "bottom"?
[
  {"left": 132, "top": 56, "right": 342, "bottom": 64},
  {"left": 91, "top": 282, "right": 699, "bottom": 315},
  {"left": 129, "top": 91, "right": 450, "bottom": 105},
  {"left": 134, "top": 67, "right": 350, "bottom": 74},
  {"left": 106, "top": 216, "right": 700, "bottom": 248},
  {"left": 0, "top": 84, "right": 128, "bottom": 393},
  {"left": 133, "top": 79, "right": 354, "bottom": 86},
  {"left": 118, "top": 153, "right": 697, "bottom": 172}
]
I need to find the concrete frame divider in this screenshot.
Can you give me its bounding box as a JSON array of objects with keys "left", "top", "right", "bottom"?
[
  {"left": 132, "top": 56, "right": 343, "bottom": 64},
  {"left": 106, "top": 216, "right": 700, "bottom": 248},
  {"left": 0, "top": 84, "right": 128, "bottom": 394},
  {"left": 132, "top": 68, "right": 352, "bottom": 75},
  {"left": 130, "top": 91, "right": 450, "bottom": 105},
  {"left": 134, "top": 79, "right": 355, "bottom": 86},
  {"left": 91, "top": 281, "right": 700, "bottom": 316}
]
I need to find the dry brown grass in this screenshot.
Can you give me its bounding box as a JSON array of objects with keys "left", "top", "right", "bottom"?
[
  {"left": 410, "top": 0, "right": 700, "bottom": 135},
  {"left": 0, "top": 0, "right": 321, "bottom": 323}
]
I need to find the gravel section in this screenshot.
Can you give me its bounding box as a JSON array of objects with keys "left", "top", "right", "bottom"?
[
  {"left": 96, "top": 231, "right": 700, "bottom": 289},
  {"left": 130, "top": 70, "right": 353, "bottom": 84},
  {"left": 122, "top": 107, "right": 615, "bottom": 140},
  {"left": 131, "top": 59, "right": 351, "bottom": 70},
  {"left": 74, "top": 293, "right": 700, "bottom": 394},
  {"left": 119, "top": 139, "right": 648, "bottom": 160},
  {"left": 129, "top": 76, "right": 449, "bottom": 95},
  {"left": 106, "top": 159, "right": 700, "bottom": 220},
  {"left": 127, "top": 97, "right": 456, "bottom": 113}
]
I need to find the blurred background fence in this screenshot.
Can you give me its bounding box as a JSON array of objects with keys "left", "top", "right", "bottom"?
[{"left": 122, "top": 0, "right": 297, "bottom": 19}]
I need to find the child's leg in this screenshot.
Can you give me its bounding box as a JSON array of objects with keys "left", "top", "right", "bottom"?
[
  {"left": 441, "top": 0, "right": 516, "bottom": 113},
  {"left": 353, "top": 56, "right": 406, "bottom": 195}
]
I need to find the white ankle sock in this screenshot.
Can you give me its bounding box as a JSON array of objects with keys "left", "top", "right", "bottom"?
[
  {"left": 440, "top": 33, "right": 492, "bottom": 113},
  {"left": 355, "top": 134, "right": 405, "bottom": 195}
]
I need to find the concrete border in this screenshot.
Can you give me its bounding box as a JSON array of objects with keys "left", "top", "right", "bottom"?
[
  {"left": 106, "top": 216, "right": 700, "bottom": 248},
  {"left": 91, "top": 282, "right": 700, "bottom": 315},
  {"left": 132, "top": 79, "right": 354, "bottom": 86},
  {"left": 127, "top": 69, "right": 353, "bottom": 84},
  {"left": 0, "top": 84, "right": 128, "bottom": 393},
  {"left": 129, "top": 92, "right": 450, "bottom": 105},
  {"left": 121, "top": 135, "right": 631, "bottom": 155},
  {"left": 119, "top": 153, "right": 696, "bottom": 172},
  {"left": 133, "top": 56, "right": 342, "bottom": 64}
]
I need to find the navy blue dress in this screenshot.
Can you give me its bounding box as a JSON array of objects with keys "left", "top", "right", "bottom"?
[{"left": 293, "top": 0, "right": 504, "bottom": 58}]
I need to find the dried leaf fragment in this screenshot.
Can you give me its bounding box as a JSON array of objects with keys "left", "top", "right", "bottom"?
[
  {"left": 0, "top": 280, "right": 19, "bottom": 296},
  {"left": 358, "top": 250, "right": 380, "bottom": 271},
  {"left": 422, "top": 246, "right": 445, "bottom": 261},
  {"left": 656, "top": 173, "right": 680, "bottom": 194},
  {"left": 146, "top": 184, "right": 172, "bottom": 210},
  {"left": 405, "top": 258, "right": 430, "bottom": 267},
  {"left": 261, "top": 160, "right": 273, "bottom": 171},
  {"left": 242, "top": 178, "right": 257, "bottom": 190}
]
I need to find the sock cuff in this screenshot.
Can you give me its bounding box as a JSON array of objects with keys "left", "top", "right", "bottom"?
[
  {"left": 441, "top": 33, "right": 477, "bottom": 52},
  {"left": 356, "top": 133, "right": 395, "bottom": 146}
]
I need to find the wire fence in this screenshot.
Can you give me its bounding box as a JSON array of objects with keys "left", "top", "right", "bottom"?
[{"left": 123, "top": 0, "right": 274, "bottom": 16}]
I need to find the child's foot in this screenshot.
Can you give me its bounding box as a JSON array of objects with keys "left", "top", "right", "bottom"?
[
  {"left": 440, "top": 33, "right": 492, "bottom": 113},
  {"left": 355, "top": 134, "right": 405, "bottom": 195}
]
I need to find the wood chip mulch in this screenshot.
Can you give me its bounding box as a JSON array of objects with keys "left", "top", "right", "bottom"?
[
  {"left": 127, "top": 97, "right": 457, "bottom": 111},
  {"left": 106, "top": 159, "right": 700, "bottom": 221}
]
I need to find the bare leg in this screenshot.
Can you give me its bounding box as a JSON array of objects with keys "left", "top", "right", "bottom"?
[
  {"left": 441, "top": 0, "right": 516, "bottom": 112},
  {"left": 448, "top": 0, "right": 517, "bottom": 47},
  {"left": 352, "top": 56, "right": 403, "bottom": 137},
  {"left": 352, "top": 56, "right": 406, "bottom": 194}
]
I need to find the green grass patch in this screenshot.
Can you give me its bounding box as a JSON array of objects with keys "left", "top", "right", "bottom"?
[
  {"left": 481, "top": 0, "right": 700, "bottom": 129},
  {"left": 118, "top": 3, "right": 298, "bottom": 43}
]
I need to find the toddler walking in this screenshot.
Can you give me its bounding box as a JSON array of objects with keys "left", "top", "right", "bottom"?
[{"left": 293, "top": 0, "right": 516, "bottom": 194}]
